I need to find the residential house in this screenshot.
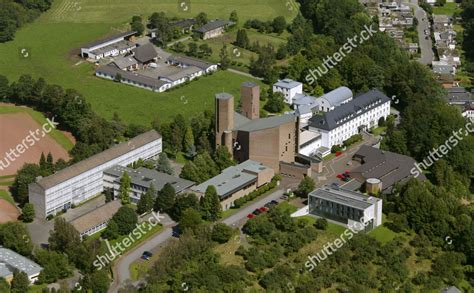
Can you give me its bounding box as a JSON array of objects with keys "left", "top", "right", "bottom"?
[
  {"left": 194, "top": 20, "right": 232, "bottom": 40},
  {"left": 272, "top": 79, "right": 303, "bottom": 104}
]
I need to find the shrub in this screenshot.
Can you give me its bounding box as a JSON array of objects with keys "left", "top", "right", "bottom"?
[
  {"left": 314, "top": 218, "right": 328, "bottom": 230},
  {"left": 331, "top": 145, "right": 343, "bottom": 153}
]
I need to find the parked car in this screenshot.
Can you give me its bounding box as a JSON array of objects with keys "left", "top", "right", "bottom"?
[
  {"left": 280, "top": 195, "right": 289, "bottom": 200},
  {"left": 259, "top": 207, "right": 269, "bottom": 213},
  {"left": 253, "top": 209, "right": 262, "bottom": 215},
  {"left": 172, "top": 226, "right": 181, "bottom": 238},
  {"left": 247, "top": 213, "right": 255, "bottom": 219},
  {"left": 141, "top": 251, "right": 153, "bottom": 260},
  {"left": 336, "top": 151, "right": 343, "bottom": 157}
]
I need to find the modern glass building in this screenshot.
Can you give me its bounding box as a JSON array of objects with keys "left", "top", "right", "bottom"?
[{"left": 308, "top": 186, "right": 382, "bottom": 231}]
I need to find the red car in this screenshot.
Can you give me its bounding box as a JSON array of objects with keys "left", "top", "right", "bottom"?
[
  {"left": 337, "top": 174, "right": 344, "bottom": 179},
  {"left": 336, "top": 151, "right": 343, "bottom": 157},
  {"left": 259, "top": 207, "right": 269, "bottom": 213},
  {"left": 247, "top": 213, "right": 255, "bottom": 219}
]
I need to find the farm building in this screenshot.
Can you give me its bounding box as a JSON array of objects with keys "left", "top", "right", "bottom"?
[{"left": 80, "top": 31, "right": 137, "bottom": 60}]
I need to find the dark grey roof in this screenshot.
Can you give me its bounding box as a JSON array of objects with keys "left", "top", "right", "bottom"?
[
  {"left": 350, "top": 145, "right": 426, "bottom": 194},
  {"left": 309, "top": 186, "right": 381, "bottom": 210},
  {"left": 194, "top": 20, "right": 230, "bottom": 33},
  {"left": 445, "top": 87, "right": 472, "bottom": 103},
  {"left": 96, "top": 65, "right": 168, "bottom": 89},
  {"left": 309, "top": 89, "right": 390, "bottom": 131},
  {"left": 104, "top": 165, "right": 195, "bottom": 194},
  {"left": 170, "top": 18, "right": 196, "bottom": 29},
  {"left": 34, "top": 130, "right": 161, "bottom": 190},
  {"left": 83, "top": 31, "right": 136, "bottom": 49},
  {"left": 167, "top": 55, "right": 216, "bottom": 71},
  {"left": 319, "top": 86, "right": 353, "bottom": 107},
  {"left": 132, "top": 43, "right": 158, "bottom": 63},
  {"left": 235, "top": 114, "right": 296, "bottom": 132}
]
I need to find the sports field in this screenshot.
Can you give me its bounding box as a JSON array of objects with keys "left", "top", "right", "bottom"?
[
  {"left": 0, "top": 0, "right": 297, "bottom": 125},
  {"left": 0, "top": 105, "right": 73, "bottom": 176}
]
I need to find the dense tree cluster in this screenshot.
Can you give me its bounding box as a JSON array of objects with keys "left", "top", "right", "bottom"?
[
  {"left": 143, "top": 227, "right": 248, "bottom": 292},
  {"left": 0, "top": 0, "right": 52, "bottom": 42}
]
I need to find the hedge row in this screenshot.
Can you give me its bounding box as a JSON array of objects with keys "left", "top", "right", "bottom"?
[{"left": 233, "top": 177, "right": 279, "bottom": 208}]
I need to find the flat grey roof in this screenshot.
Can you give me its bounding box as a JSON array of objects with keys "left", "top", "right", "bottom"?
[
  {"left": 0, "top": 247, "right": 42, "bottom": 278},
  {"left": 274, "top": 79, "right": 302, "bottom": 89},
  {"left": 235, "top": 114, "right": 296, "bottom": 132},
  {"left": 216, "top": 92, "right": 233, "bottom": 100},
  {"left": 34, "top": 130, "right": 161, "bottom": 190},
  {"left": 309, "top": 186, "right": 381, "bottom": 210},
  {"left": 446, "top": 87, "right": 472, "bottom": 103},
  {"left": 309, "top": 89, "right": 390, "bottom": 131},
  {"left": 192, "top": 160, "right": 270, "bottom": 198},
  {"left": 242, "top": 81, "right": 258, "bottom": 88},
  {"left": 104, "top": 165, "right": 195, "bottom": 194}
]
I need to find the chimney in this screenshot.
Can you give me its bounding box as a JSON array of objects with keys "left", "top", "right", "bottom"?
[{"left": 240, "top": 82, "right": 260, "bottom": 120}]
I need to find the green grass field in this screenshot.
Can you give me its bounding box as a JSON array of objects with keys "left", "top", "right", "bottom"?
[
  {"left": 0, "top": 190, "right": 15, "bottom": 206},
  {"left": 0, "top": 105, "right": 74, "bottom": 151},
  {"left": 433, "top": 2, "right": 462, "bottom": 16},
  {"left": 0, "top": 0, "right": 296, "bottom": 125}
]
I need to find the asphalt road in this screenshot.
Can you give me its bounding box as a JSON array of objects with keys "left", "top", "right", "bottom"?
[
  {"left": 110, "top": 188, "right": 285, "bottom": 292},
  {"left": 410, "top": 0, "right": 434, "bottom": 65}
]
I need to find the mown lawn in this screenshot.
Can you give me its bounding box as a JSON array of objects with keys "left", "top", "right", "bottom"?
[
  {"left": 433, "top": 2, "right": 462, "bottom": 16},
  {"left": 0, "top": 0, "right": 295, "bottom": 125},
  {"left": 0, "top": 189, "right": 15, "bottom": 206},
  {"left": 0, "top": 105, "right": 74, "bottom": 151}
]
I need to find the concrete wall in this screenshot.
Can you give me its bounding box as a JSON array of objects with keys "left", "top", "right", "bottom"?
[
  {"left": 241, "top": 83, "right": 260, "bottom": 120},
  {"left": 279, "top": 162, "right": 311, "bottom": 180}
]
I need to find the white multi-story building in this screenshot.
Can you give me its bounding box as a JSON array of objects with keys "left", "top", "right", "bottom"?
[
  {"left": 308, "top": 185, "right": 383, "bottom": 231},
  {"left": 306, "top": 89, "right": 390, "bottom": 150},
  {"left": 273, "top": 79, "right": 303, "bottom": 104},
  {"left": 28, "top": 130, "right": 162, "bottom": 218}
]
